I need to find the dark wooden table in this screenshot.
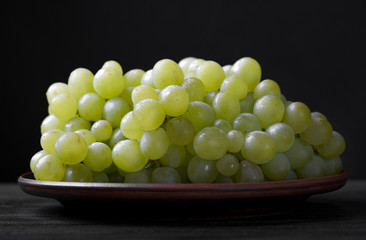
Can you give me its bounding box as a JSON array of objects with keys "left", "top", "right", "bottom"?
[{"left": 1, "top": 180, "right": 365, "bottom": 240}]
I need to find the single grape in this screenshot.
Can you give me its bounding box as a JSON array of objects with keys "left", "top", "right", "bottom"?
[
  {"left": 284, "top": 170, "right": 298, "bottom": 180},
  {"left": 112, "top": 140, "right": 148, "bottom": 172},
  {"left": 261, "top": 153, "right": 290, "bottom": 181},
  {"left": 152, "top": 59, "right": 184, "bottom": 90},
  {"left": 132, "top": 99, "right": 166, "bottom": 131},
  {"left": 215, "top": 175, "right": 233, "bottom": 183},
  {"left": 64, "top": 116, "right": 91, "bottom": 132},
  {"left": 91, "top": 120, "right": 113, "bottom": 142},
  {"left": 67, "top": 68, "right": 95, "bottom": 100},
  {"left": 239, "top": 92, "right": 255, "bottom": 113},
  {"left": 315, "top": 131, "right": 346, "bottom": 159},
  {"left": 140, "top": 128, "right": 170, "bottom": 160},
  {"left": 102, "top": 60, "right": 123, "bottom": 74},
  {"left": 212, "top": 92, "right": 241, "bottom": 123},
  {"left": 282, "top": 102, "right": 311, "bottom": 134},
  {"left": 160, "top": 144, "right": 186, "bottom": 168},
  {"left": 265, "top": 122, "right": 295, "bottom": 152},
  {"left": 34, "top": 155, "right": 66, "bottom": 181},
  {"left": 253, "top": 79, "right": 281, "bottom": 99},
  {"left": 232, "top": 113, "right": 262, "bottom": 136},
  {"left": 50, "top": 93, "right": 77, "bottom": 122},
  {"left": 253, "top": 95, "right": 284, "bottom": 129},
  {"left": 158, "top": 85, "right": 189, "bottom": 117},
  {"left": 213, "top": 119, "right": 232, "bottom": 134},
  {"left": 152, "top": 167, "right": 181, "bottom": 183},
  {"left": 230, "top": 57, "right": 261, "bottom": 92},
  {"left": 40, "top": 129, "right": 63, "bottom": 154},
  {"left": 120, "top": 111, "right": 145, "bottom": 140},
  {"left": 165, "top": 116, "right": 195, "bottom": 146},
  {"left": 222, "top": 65, "right": 232, "bottom": 77},
  {"left": 182, "top": 101, "right": 216, "bottom": 132},
  {"left": 216, "top": 154, "right": 239, "bottom": 177},
  {"left": 30, "top": 150, "right": 47, "bottom": 173},
  {"left": 195, "top": 60, "right": 225, "bottom": 92},
  {"left": 120, "top": 86, "right": 134, "bottom": 106},
  {"left": 74, "top": 129, "right": 96, "bottom": 146},
  {"left": 124, "top": 69, "right": 145, "bottom": 88},
  {"left": 55, "top": 132, "right": 88, "bottom": 165},
  {"left": 324, "top": 157, "right": 343, "bottom": 176},
  {"left": 203, "top": 91, "right": 219, "bottom": 106},
  {"left": 284, "top": 138, "right": 313, "bottom": 169},
  {"left": 296, "top": 155, "right": 326, "bottom": 179},
  {"left": 187, "top": 156, "right": 218, "bottom": 183},
  {"left": 64, "top": 163, "right": 93, "bottom": 182},
  {"left": 178, "top": 57, "right": 197, "bottom": 75},
  {"left": 181, "top": 77, "right": 206, "bottom": 102},
  {"left": 226, "top": 130, "right": 245, "bottom": 153},
  {"left": 93, "top": 67, "right": 125, "bottom": 99},
  {"left": 92, "top": 171, "right": 109, "bottom": 183},
  {"left": 109, "top": 128, "right": 126, "bottom": 149},
  {"left": 103, "top": 97, "right": 131, "bottom": 128},
  {"left": 78, "top": 92, "right": 106, "bottom": 121},
  {"left": 125, "top": 169, "right": 151, "bottom": 183},
  {"left": 220, "top": 74, "right": 248, "bottom": 100},
  {"left": 300, "top": 117, "right": 333, "bottom": 145},
  {"left": 193, "top": 127, "right": 228, "bottom": 160},
  {"left": 46, "top": 82, "right": 70, "bottom": 104},
  {"left": 83, "top": 142, "right": 113, "bottom": 172},
  {"left": 186, "top": 59, "right": 205, "bottom": 78},
  {"left": 40, "top": 115, "right": 65, "bottom": 134},
  {"left": 131, "top": 85, "right": 159, "bottom": 105},
  {"left": 140, "top": 69, "right": 156, "bottom": 88},
  {"left": 241, "top": 131, "right": 277, "bottom": 164},
  {"left": 311, "top": 111, "right": 327, "bottom": 120},
  {"left": 235, "top": 160, "right": 264, "bottom": 183}
]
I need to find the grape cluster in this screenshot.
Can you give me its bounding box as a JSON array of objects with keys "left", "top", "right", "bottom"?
[{"left": 30, "top": 57, "right": 346, "bottom": 183}]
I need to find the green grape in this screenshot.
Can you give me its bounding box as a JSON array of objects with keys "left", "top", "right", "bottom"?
[
  {"left": 324, "top": 157, "right": 343, "bottom": 176},
  {"left": 186, "top": 141, "right": 196, "bottom": 155},
  {"left": 120, "top": 111, "right": 145, "bottom": 140},
  {"left": 55, "top": 132, "right": 88, "bottom": 165},
  {"left": 230, "top": 57, "right": 261, "bottom": 92},
  {"left": 193, "top": 127, "right": 228, "bottom": 160},
  {"left": 92, "top": 171, "right": 109, "bottom": 183},
  {"left": 311, "top": 111, "right": 327, "bottom": 120},
  {"left": 102, "top": 60, "right": 123, "bottom": 74},
  {"left": 78, "top": 92, "right": 106, "bottom": 121},
  {"left": 64, "top": 163, "right": 93, "bottom": 182},
  {"left": 103, "top": 97, "right": 131, "bottom": 128},
  {"left": 132, "top": 99, "right": 166, "bottom": 131},
  {"left": 93, "top": 67, "right": 125, "bottom": 99},
  {"left": 50, "top": 93, "right": 77, "bottom": 122},
  {"left": 152, "top": 167, "right": 181, "bottom": 183},
  {"left": 182, "top": 101, "right": 216, "bottom": 132},
  {"left": 296, "top": 155, "right": 326, "bottom": 179},
  {"left": 181, "top": 77, "right": 206, "bottom": 102},
  {"left": 34, "top": 154, "right": 66, "bottom": 181},
  {"left": 158, "top": 85, "right": 189, "bottom": 117},
  {"left": 285, "top": 170, "right": 298, "bottom": 180},
  {"left": 140, "top": 128, "right": 170, "bottom": 160},
  {"left": 232, "top": 113, "right": 262, "bottom": 136},
  {"left": 315, "top": 131, "right": 346, "bottom": 159},
  {"left": 241, "top": 131, "right": 277, "bottom": 164},
  {"left": 91, "top": 120, "right": 113, "bottom": 142},
  {"left": 40, "top": 115, "right": 65, "bottom": 134},
  {"left": 187, "top": 156, "right": 218, "bottom": 183},
  {"left": 112, "top": 140, "right": 148, "bottom": 172},
  {"left": 46, "top": 82, "right": 70, "bottom": 104},
  {"left": 300, "top": 117, "right": 333, "bottom": 145},
  {"left": 226, "top": 130, "right": 244, "bottom": 153},
  {"left": 178, "top": 57, "right": 196, "bottom": 75},
  {"left": 203, "top": 91, "right": 219, "bottom": 106},
  {"left": 280, "top": 94, "right": 287, "bottom": 106},
  {"left": 216, "top": 154, "right": 239, "bottom": 177},
  {"left": 186, "top": 58, "right": 205, "bottom": 78},
  {"left": 67, "top": 68, "right": 95, "bottom": 100},
  {"left": 30, "top": 150, "right": 47, "bottom": 173},
  {"left": 40, "top": 129, "right": 63, "bottom": 154},
  {"left": 165, "top": 116, "right": 195, "bottom": 146},
  {"left": 253, "top": 79, "right": 281, "bottom": 99},
  {"left": 74, "top": 129, "right": 96, "bottom": 146},
  {"left": 109, "top": 128, "right": 126, "bottom": 149},
  {"left": 140, "top": 69, "right": 156, "bottom": 88},
  {"left": 239, "top": 92, "right": 255, "bottom": 113},
  {"left": 125, "top": 169, "right": 151, "bottom": 183},
  {"left": 253, "top": 95, "right": 284, "bottom": 129},
  {"left": 235, "top": 160, "right": 264, "bottom": 183},
  {"left": 83, "top": 142, "right": 112, "bottom": 172},
  {"left": 152, "top": 59, "right": 184, "bottom": 90},
  {"left": 220, "top": 74, "right": 248, "bottom": 100},
  {"left": 160, "top": 144, "right": 186, "bottom": 168},
  {"left": 215, "top": 175, "right": 233, "bottom": 183},
  {"left": 222, "top": 64, "right": 232, "bottom": 77},
  {"left": 212, "top": 92, "right": 240, "bottom": 123},
  {"left": 131, "top": 85, "right": 159, "bottom": 105},
  {"left": 120, "top": 86, "right": 134, "bottom": 106},
  {"left": 265, "top": 122, "right": 295, "bottom": 152},
  {"left": 64, "top": 116, "right": 91, "bottom": 132},
  {"left": 282, "top": 102, "right": 311, "bottom": 134},
  {"left": 213, "top": 119, "right": 232, "bottom": 134},
  {"left": 195, "top": 60, "right": 225, "bottom": 92},
  {"left": 261, "top": 153, "right": 290, "bottom": 181},
  {"left": 124, "top": 69, "right": 145, "bottom": 88},
  {"left": 108, "top": 172, "right": 124, "bottom": 182},
  {"left": 284, "top": 138, "right": 313, "bottom": 169}
]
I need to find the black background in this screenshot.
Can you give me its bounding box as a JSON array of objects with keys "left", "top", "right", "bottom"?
[{"left": 2, "top": 0, "right": 365, "bottom": 181}]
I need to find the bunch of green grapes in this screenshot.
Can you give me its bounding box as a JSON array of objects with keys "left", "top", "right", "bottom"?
[{"left": 31, "top": 57, "right": 345, "bottom": 183}]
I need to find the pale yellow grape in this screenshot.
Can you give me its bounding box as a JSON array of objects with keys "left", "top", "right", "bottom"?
[
  {"left": 120, "top": 86, "right": 134, "bottom": 106},
  {"left": 55, "top": 132, "right": 88, "bottom": 165},
  {"left": 160, "top": 144, "right": 186, "bottom": 168},
  {"left": 284, "top": 138, "right": 313, "bottom": 169},
  {"left": 124, "top": 69, "right": 145, "bottom": 88},
  {"left": 315, "top": 131, "right": 346, "bottom": 159},
  {"left": 182, "top": 101, "right": 216, "bottom": 132},
  {"left": 30, "top": 150, "right": 47, "bottom": 173},
  {"left": 64, "top": 116, "right": 91, "bottom": 132},
  {"left": 212, "top": 92, "right": 240, "bottom": 123},
  {"left": 40, "top": 129, "right": 63, "bottom": 154},
  {"left": 152, "top": 59, "right": 184, "bottom": 90},
  {"left": 83, "top": 142, "right": 112, "bottom": 172},
  {"left": 241, "top": 131, "right": 277, "bottom": 164},
  {"left": 131, "top": 85, "right": 159, "bottom": 105},
  {"left": 213, "top": 119, "right": 232, "bottom": 134},
  {"left": 261, "top": 153, "right": 290, "bottom": 181},
  {"left": 93, "top": 67, "right": 125, "bottom": 99},
  {"left": 216, "top": 154, "right": 240, "bottom": 177},
  {"left": 165, "top": 116, "right": 195, "bottom": 146},
  {"left": 91, "top": 120, "right": 113, "bottom": 142},
  {"left": 226, "top": 130, "right": 245, "bottom": 153},
  {"left": 232, "top": 113, "right": 262, "bottom": 136},
  {"left": 253, "top": 79, "right": 281, "bottom": 99},
  {"left": 324, "top": 157, "right": 343, "bottom": 176},
  {"left": 78, "top": 92, "right": 105, "bottom": 121},
  {"left": 296, "top": 155, "right": 326, "bottom": 179},
  {"left": 230, "top": 57, "right": 261, "bottom": 92},
  {"left": 50, "top": 93, "right": 77, "bottom": 122},
  {"left": 46, "top": 82, "right": 70, "bottom": 104},
  {"left": 67, "top": 68, "right": 95, "bottom": 100},
  {"left": 300, "top": 117, "right": 333, "bottom": 145},
  {"left": 64, "top": 163, "right": 92, "bottom": 182},
  {"left": 103, "top": 97, "right": 131, "bottom": 128},
  {"left": 140, "top": 128, "right": 170, "bottom": 160},
  {"left": 34, "top": 155, "right": 66, "bottom": 181},
  {"left": 195, "top": 60, "right": 225, "bottom": 92},
  {"left": 40, "top": 115, "right": 65, "bottom": 134},
  {"left": 133, "top": 99, "right": 165, "bottom": 131},
  {"left": 235, "top": 160, "right": 264, "bottom": 183},
  {"left": 102, "top": 60, "right": 123, "bottom": 74},
  {"left": 140, "top": 69, "right": 156, "bottom": 88},
  {"left": 253, "top": 95, "right": 284, "bottom": 129},
  {"left": 193, "top": 127, "right": 228, "bottom": 160},
  {"left": 181, "top": 77, "right": 206, "bottom": 102},
  {"left": 282, "top": 102, "right": 311, "bottom": 134},
  {"left": 265, "top": 122, "right": 295, "bottom": 152},
  {"left": 204, "top": 91, "right": 219, "bottom": 106},
  {"left": 186, "top": 58, "right": 205, "bottom": 78},
  {"left": 220, "top": 74, "right": 248, "bottom": 100},
  {"left": 120, "top": 111, "right": 144, "bottom": 140},
  {"left": 75, "top": 129, "right": 96, "bottom": 146},
  {"left": 159, "top": 85, "right": 189, "bottom": 117},
  {"left": 178, "top": 57, "right": 196, "bottom": 75},
  {"left": 222, "top": 65, "right": 232, "bottom": 77},
  {"left": 112, "top": 140, "right": 148, "bottom": 172},
  {"left": 239, "top": 92, "right": 255, "bottom": 113},
  {"left": 311, "top": 112, "right": 327, "bottom": 120}
]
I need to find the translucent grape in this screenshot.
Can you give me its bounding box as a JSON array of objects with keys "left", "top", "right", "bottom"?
[
  {"left": 253, "top": 79, "right": 281, "bottom": 99},
  {"left": 222, "top": 65, "right": 232, "bottom": 77},
  {"left": 103, "top": 97, "right": 131, "bottom": 128},
  {"left": 152, "top": 59, "right": 184, "bottom": 90},
  {"left": 215, "top": 175, "right": 233, "bottom": 183},
  {"left": 74, "top": 129, "right": 96, "bottom": 146},
  {"left": 109, "top": 128, "right": 126, "bottom": 149},
  {"left": 102, "top": 60, "right": 123, "bottom": 74},
  {"left": 187, "top": 156, "right": 218, "bottom": 183},
  {"left": 282, "top": 102, "right": 311, "bottom": 134},
  {"left": 300, "top": 117, "right": 333, "bottom": 145},
  {"left": 193, "top": 127, "right": 228, "bottom": 160},
  {"left": 92, "top": 171, "right": 109, "bottom": 183},
  {"left": 64, "top": 116, "right": 91, "bottom": 132},
  {"left": 112, "top": 140, "right": 148, "bottom": 172},
  {"left": 220, "top": 74, "right": 248, "bottom": 100},
  {"left": 226, "top": 130, "right": 245, "bottom": 153},
  {"left": 216, "top": 154, "right": 239, "bottom": 177},
  {"left": 67, "top": 68, "right": 95, "bottom": 100},
  {"left": 40, "top": 129, "right": 63, "bottom": 154},
  {"left": 34, "top": 154, "right": 66, "bottom": 181},
  {"left": 46, "top": 82, "right": 70, "bottom": 104},
  {"left": 178, "top": 57, "right": 196, "bottom": 75},
  {"left": 212, "top": 92, "right": 241, "bottom": 123},
  {"left": 132, "top": 99, "right": 165, "bottom": 131},
  {"left": 213, "top": 119, "right": 232, "bottom": 134},
  {"left": 324, "top": 157, "right": 343, "bottom": 176},
  {"left": 239, "top": 92, "right": 255, "bottom": 113},
  {"left": 186, "top": 58, "right": 205, "bottom": 78},
  {"left": 311, "top": 111, "right": 327, "bottom": 120},
  {"left": 152, "top": 167, "right": 181, "bottom": 183},
  {"left": 93, "top": 67, "right": 125, "bottom": 99},
  {"left": 30, "top": 150, "right": 47, "bottom": 173},
  {"left": 232, "top": 113, "right": 262, "bottom": 136},
  {"left": 91, "top": 120, "right": 113, "bottom": 142},
  {"left": 261, "top": 153, "right": 290, "bottom": 181},
  {"left": 125, "top": 169, "right": 151, "bottom": 183},
  {"left": 315, "top": 131, "right": 346, "bottom": 159},
  {"left": 140, "top": 69, "right": 155, "bottom": 88},
  {"left": 241, "top": 131, "right": 277, "bottom": 164},
  {"left": 203, "top": 91, "right": 219, "bottom": 106},
  {"left": 181, "top": 77, "right": 206, "bottom": 102},
  {"left": 40, "top": 115, "right": 65, "bottom": 134},
  {"left": 296, "top": 155, "right": 326, "bottom": 179},
  {"left": 265, "top": 122, "right": 295, "bottom": 152},
  {"left": 120, "top": 86, "right": 134, "bottom": 106},
  {"left": 124, "top": 69, "right": 145, "bottom": 88},
  {"left": 64, "top": 163, "right": 93, "bottom": 182},
  {"left": 158, "top": 85, "right": 189, "bottom": 117},
  {"left": 195, "top": 60, "right": 225, "bottom": 92},
  {"left": 83, "top": 142, "right": 113, "bottom": 172},
  {"left": 131, "top": 85, "right": 159, "bottom": 105},
  {"left": 120, "top": 111, "right": 145, "bottom": 140},
  {"left": 235, "top": 160, "right": 264, "bottom": 183},
  {"left": 78, "top": 92, "right": 106, "bottom": 121},
  {"left": 284, "top": 138, "right": 313, "bottom": 169},
  {"left": 230, "top": 57, "right": 261, "bottom": 92},
  {"left": 50, "top": 93, "right": 77, "bottom": 122},
  {"left": 160, "top": 144, "right": 186, "bottom": 168},
  {"left": 253, "top": 95, "right": 284, "bottom": 129},
  {"left": 182, "top": 101, "right": 216, "bottom": 132},
  {"left": 140, "top": 128, "right": 170, "bottom": 160},
  {"left": 55, "top": 132, "right": 88, "bottom": 165},
  {"left": 165, "top": 117, "right": 195, "bottom": 146}
]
